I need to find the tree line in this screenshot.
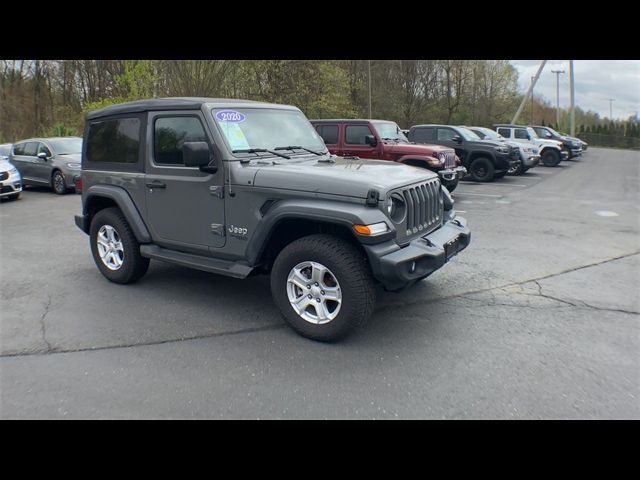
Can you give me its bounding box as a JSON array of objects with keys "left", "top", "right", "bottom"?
[{"left": 1, "top": 60, "right": 638, "bottom": 144}]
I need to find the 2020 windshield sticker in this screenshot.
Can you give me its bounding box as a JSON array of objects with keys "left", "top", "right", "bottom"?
[{"left": 215, "top": 110, "right": 246, "bottom": 123}]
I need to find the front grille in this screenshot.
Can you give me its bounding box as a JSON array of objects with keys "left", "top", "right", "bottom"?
[
  {"left": 0, "top": 172, "right": 8, "bottom": 181},
  {"left": 443, "top": 151, "right": 456, "bottom": 168},
  {"left": 400, "top": 179, "right": 444, "bottom": 238}
]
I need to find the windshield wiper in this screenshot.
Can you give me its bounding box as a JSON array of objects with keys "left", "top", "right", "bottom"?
[
  {"left": 232, "top": 148, "right": 290, "bottom": 159},
  {"left": 274, "top": 145, "right": 324, "bottom": 156}
]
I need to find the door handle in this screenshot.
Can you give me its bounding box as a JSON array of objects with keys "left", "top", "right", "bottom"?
[{"left": 146, "top": 181, "right": 166, "bottom": 189}]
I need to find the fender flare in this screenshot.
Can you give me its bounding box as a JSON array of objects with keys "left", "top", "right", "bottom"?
[
  {"left": 83, "top": 184, "right": 152, "bottom": 243},
  {"left": 396, "top": 154, "right": 435, "bottom": 168},
  {"left": 246, "top": 198, "right": 394, "bottom": 266}
]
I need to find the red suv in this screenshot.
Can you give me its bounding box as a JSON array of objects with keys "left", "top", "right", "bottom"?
[{"left": 311, "top": 119, "right": 466, "bottom": 192}]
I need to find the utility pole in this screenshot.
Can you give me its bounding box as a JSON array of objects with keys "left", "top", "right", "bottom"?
[
  {"left": 551, "top": 69, "right": 565, "bottom": 128},
  {"left": 512, "top": 60, "right": 547, "bottom": 125},
  {"left": 569, "top": 60, "right": 576, "bottom": 136},
  {"left": 607, "top": 98, "right": 615, "bottom": 120},
  {"left": 531, "top": 76, "right": 535, "bottom": 124},
  {"left": 367, "top": 60, "right": 372, "bottom": 118}
]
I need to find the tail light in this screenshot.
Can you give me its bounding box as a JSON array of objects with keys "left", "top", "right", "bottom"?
[{"left": 75, "top": 176, "right": 83, "bottom": 193}]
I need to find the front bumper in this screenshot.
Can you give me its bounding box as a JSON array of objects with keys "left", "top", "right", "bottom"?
[
  {"left": 0, "top": 173, "right": 23, "bottom": 197},
  {"left": 560, "top": 150, "right": 569, "bottom": 160},
  {"left": 569, "top": 147, "right": 582, "bottom": 158},
  {"left": 364, "top": 214, "right": 470, "bottom": 291},
  {"left": 438, "top": 166, "right": 466, "bottom": 185},
  {"left": 522, "top": 154, "right": 540, "bottom": 168}
]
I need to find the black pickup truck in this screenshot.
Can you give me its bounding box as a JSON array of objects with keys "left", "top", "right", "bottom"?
[{"left": 407, "top": 124, "right": 519, "bottom": 182}]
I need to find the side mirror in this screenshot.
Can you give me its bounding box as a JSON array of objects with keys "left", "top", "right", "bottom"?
[
  {"left": 545, "top": 133, "right": 552, "bottom": 139},
  {"left": 364, "top": 135, "right": 377, "bottom": 146},
  {"left": 451, "top": 135, "right": 463, "bottom": 143},
  {"left": 183, "top": 141, "right": 217, "bottom": 173},
  {"left": 37, "top": 152, "right": 49, "bottom": 160}
]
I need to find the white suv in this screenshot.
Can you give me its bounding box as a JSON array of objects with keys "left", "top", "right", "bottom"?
[{"left": 494, "top": 125, "right": 568, "bottom": 167}]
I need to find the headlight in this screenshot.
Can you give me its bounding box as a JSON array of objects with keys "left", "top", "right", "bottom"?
[
  {"left": 66, "top": 162, "right": 81, "bottom": 169},
  {"left": 438, "top": 154, "right": 446, "bottom": 164},
  {"left": 386, "top": 193, "right": 406, "bottom": 223},
  {"left": 494, "top": 146, "right": 508, "bottom": 153}
]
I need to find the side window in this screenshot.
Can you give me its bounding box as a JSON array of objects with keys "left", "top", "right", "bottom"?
[
  {"left": 411, "top": 127, "right": 435, "bottom": 143},
  {"left": 514, "top": 129, "right": 529, "bottom": 139},
  {"left": 534, "top": 127, "right": 547, "bottom": 137},
  {"left": 471, "top": 130, "right": 485, "bottom": 139},
  {"left": 497, "top": 128, "right": 511, "bottom": 138},
  {"left": 23, "top": 142, "right": 38, "bottom": 156},
  {"left": 437, "top": 128, "right": 455, "bottom": 141},
  {"left": 345, "top": 125, "right": 373, "bottom": 145},
  {"left": 37, "top": 143, "right": 52, "bottom": 157},
  {"left": 13, "top": 143, "right": 26, "bottom": 156},
  {"left": 317, "top": 125, "right": 339, "bottom": 145},
  {"left": 154, "top": 116, "right": 208, "bottom": 166},
  {"left": 86, "top": 117, "right": 141, "bottom": 164}
]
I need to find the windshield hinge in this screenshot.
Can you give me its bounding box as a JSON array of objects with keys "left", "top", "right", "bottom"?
[{"left": 366, "top": 189, "right": 380, "bottom": 207}]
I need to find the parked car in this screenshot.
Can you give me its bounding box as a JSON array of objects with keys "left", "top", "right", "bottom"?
[
  {"left": 10, "top": 137, "right": 82, "bottom": 194},
  {"left": 0, "top": 157, "right": 22, "bottom": 201},
  {"left": 407, "top": 124, "right": 519, "bottom": 182},
  {"left": 0, "top": 143, "right": 12, "bottom": 160},
  {"left": 494, "top": 124, "right": 568, "bottom": 167},
  {"left": 465, "top": 126, "right": 539, "bottom": 175},
  {"left": 74, "top": 98, "right": 470, "bottom": 341},
  {"left": 310, "top": 119, "right": 466, "bottom": 192},
  {"left": 530, "top": 125, "right": 582, "bottom": 158}
]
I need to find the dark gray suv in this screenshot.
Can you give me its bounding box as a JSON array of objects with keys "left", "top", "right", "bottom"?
[
  {"left": 10, "top": 137, "right": 82, "bottom": 194},
  {"left": 74, "top": 98, "right": 470, "bottom": 341}
]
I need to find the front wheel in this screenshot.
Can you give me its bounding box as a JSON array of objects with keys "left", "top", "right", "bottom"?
[
  {"left": 444, "top": 180, "right": 458, "bottom": 193},
  {"left": 52, "top": 170, "right": 67, "bottom": 195},
  {"left": 469, "top": 157, "right": 495, "bottom": 182},
  {"left": 542, "top": 149, "right": 561, "bottom": 167},
  {"left": 271, "top": 234, "right": 376, "bottom": 342}
]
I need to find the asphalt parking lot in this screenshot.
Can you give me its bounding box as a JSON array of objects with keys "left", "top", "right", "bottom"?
[{"left": 1, "top": 147, "right": 639, "bottom": 419}]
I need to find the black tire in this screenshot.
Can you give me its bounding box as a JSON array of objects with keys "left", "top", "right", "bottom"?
[
  {"left": 89, "top": 207, "right": 149, "bottom": 284},
  {"left": 444, "top": 180, "right": 458, "bottom": 193},
  {"left": 52, "top": 170, "right": 67, "bottom": 195},
  {"left": 469, "top": 157, "right": 495, "bottom": 182},
  {"left": 541, "top": 149, "right": 561, "bottom": 167},
  {"left": 270, "top": 234, "right": 375, "bottom": 342}
]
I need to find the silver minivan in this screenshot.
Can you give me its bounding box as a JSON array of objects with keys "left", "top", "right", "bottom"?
[{"left": 10, "top": 137, "right": 82, "bottom": 194}]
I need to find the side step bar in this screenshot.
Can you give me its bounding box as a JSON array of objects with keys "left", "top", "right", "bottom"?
[{"left": 140, "top": 244, "right": 253, "bottom": 279}]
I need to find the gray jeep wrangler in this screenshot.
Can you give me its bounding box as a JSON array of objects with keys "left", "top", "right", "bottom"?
[{"left": 75, "top": 98, "right": 470, "bottom": 341}]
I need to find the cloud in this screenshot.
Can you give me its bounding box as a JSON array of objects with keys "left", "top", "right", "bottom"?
[{"left": 510, "top": 60, "right": 640, "bottom": 120}]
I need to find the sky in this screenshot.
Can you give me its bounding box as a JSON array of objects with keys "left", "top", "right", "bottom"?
[{"left": 509, "top": 60, "right": 640, "bottom": 121}]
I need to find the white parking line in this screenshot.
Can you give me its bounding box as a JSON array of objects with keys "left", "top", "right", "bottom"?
[{"left": 454, "top": 192, "right": 502, "bottom": 198}]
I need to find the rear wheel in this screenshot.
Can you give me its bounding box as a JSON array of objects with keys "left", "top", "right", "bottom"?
[
  {"left": 542, "top": 149, "right": 561, "bottom": 167},
  {"left": 271, "top": 234, "right": 375, "bottom": 342},
  {"left": 469, "top": 157, "right": 495, "bottom": 182},
  {"left": 89, "top": 207, "right": 149, "bottom": 284}
]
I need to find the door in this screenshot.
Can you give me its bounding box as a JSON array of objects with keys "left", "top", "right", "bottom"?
[
  {"left": 436, "top": 127, "right": 466, "bottom": 162},
  {"left": 144, "top": 112, "right": 226, "bottom": 252},
  {"left": 513, "top": 128, "right": 531, "bottom": 145},
  {"left": 342, "top": 124, "right": 379, "bottom": 158},
  {"left": 33, "top": 142, "right": 54, "bottom": 184},
  {"left": 13, "top": 142, "right": 42, "bottom": 184}
]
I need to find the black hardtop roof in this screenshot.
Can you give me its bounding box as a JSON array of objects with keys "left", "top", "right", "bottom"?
[
  {"left": 410, "top": 124, "right": 461, "bottom": 129},
  {"left": 86, "top": 97, "right": 296, "bottom": 120}
]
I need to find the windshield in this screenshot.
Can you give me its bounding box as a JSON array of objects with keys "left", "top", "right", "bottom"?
[
  {"left": 458, "top": 127, "right": 481, "bottom": 141},
  {"left": 475, "top": 128, "right": 502, "bottom": 141},
  {"left": 212, "top": 108, "right": 327, "bottom": 156},
  {"left": 527, "top": 127, "right": 540, "bottom": 139},
  {"left": 371, "top": 121, "right": 408, "bottom": 142},
  {"left": 545, "top": 127, "right": 561, "bottom": 136},
  {"left": 49, "top": 138, "right": 82, "bottom": 155}
]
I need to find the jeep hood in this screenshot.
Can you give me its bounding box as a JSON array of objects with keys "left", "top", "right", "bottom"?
[{"left": 250, "top": 157, "right": 438, "bottom": 199}]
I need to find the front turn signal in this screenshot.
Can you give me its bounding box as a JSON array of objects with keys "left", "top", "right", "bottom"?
[{"left": 353, "top": 222, "right": 389, "bottom": 236}]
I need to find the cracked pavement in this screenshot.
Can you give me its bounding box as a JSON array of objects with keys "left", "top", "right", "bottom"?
[{"left": 1, "top": 147, "right": 638, "bottom": 419}]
